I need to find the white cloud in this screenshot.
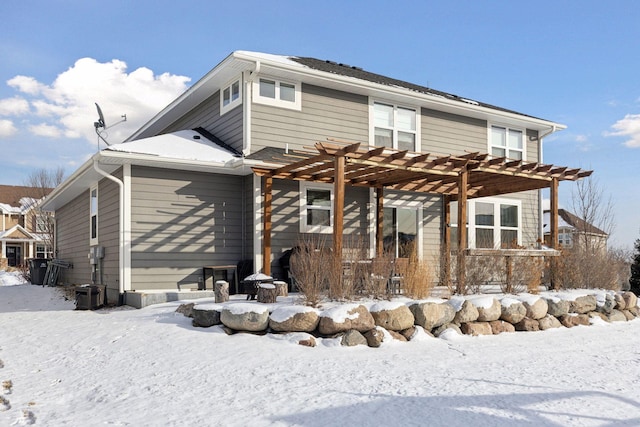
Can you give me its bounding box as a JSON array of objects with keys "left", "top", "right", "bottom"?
[
  {"left": 575, "top": 134, "right": 588, "bottom": 143},
  {"left": 0, "top": 96, "right": 29, "bottom": 115},
  {"left": 29, "top": 123, "right": 62, "bottom": 138},
  {"left": 606, "top": 113, "right": 640, "bottom": 148},
  {"left": 5, "top": 58, "right": 191, "bottom": 145},
  {"left": 0, "top": 119, "right": 17, "bottom": 137}
]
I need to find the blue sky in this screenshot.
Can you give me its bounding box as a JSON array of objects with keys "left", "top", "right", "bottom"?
[{"left": 1, "top": 0, "right": 639, "bottom": 247}]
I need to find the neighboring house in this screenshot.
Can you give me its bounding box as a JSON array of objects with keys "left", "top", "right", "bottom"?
[
  {"left": 543, "top": 209, "right": 608, "bottom": 251},
  {"left": 0, "top": 185, "right": 53, "bottom": 268},
  {"left": 42, "top": 51, "right": 589, "bottom": 305}
]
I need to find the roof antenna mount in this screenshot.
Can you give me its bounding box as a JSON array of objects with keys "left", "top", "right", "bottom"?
[{"left": 94, "top": 102, "right": 127, "bottom": 148}]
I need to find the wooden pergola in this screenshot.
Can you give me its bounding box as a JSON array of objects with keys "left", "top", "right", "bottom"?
[{"left": 252, "top": 139, "right": 592, "bottom": 291}]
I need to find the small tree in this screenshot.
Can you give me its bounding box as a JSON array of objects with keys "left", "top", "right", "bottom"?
[
  {"left": 23, "top": 167, "right": 65, "bottom": 256},
  {"left": 630, "top": 237, "right": 640, "bottom": 294}
]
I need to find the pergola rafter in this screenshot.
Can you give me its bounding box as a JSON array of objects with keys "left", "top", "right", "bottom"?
[{"left": 252, "top": 139, "right": 592, "bottom": 291}]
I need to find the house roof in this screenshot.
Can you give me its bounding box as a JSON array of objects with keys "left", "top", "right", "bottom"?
[
  {"left": 127, "top": 50, "right": 566, "bottom": 142},
  {"left": 252, "top": 140, "right": 592, "bottom": 200},
  {"left": 0, "top": 224, "right": 38, "bottom": 241},
  {"left": 543, "top": 209, "right": 607, "bottom": 236},
  {"left": 0, "top": 185, "right": 51, "bottom": 208}
]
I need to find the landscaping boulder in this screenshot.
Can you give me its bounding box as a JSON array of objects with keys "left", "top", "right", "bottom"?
[
  {"left": 370, "top": 303, "right": 415, "bottom": 331},
  {"left": 622, "top": 291, "right": 638, "bottom": 310},
  {"left": 175, "top": 302, "right": 195, "bottom": 318},
  {"left": 570, "top": 295, "right": 597, "bottom": 314},
  {"left": 522, "top": 298, "right": 548, "bottom": 320},
  {"left": 470, "top": 297, "right": 501, "bottom": 322},
  {"left": 400, "top": 326, "right": 419, "bottom": 341},
  {"left": 388, "top": 330, "right": 408, "bottom": 342},
  {"left": 341, "top": 329, "right": 368, "bottom": 347},
  {"left": 409, "top": 302, "right": 455, "bottom": 331},
  {"left": 515, "top": 317, "right": 540, "bottom": 332},
  {"left": 318, "top": 304, "right": 375, "bottom": 335},
  {"left": 220, "top": 304, "right": 270, "bottom": 332},
  {"left": 559, "top": 314, "right": 590, "bottom": 328},
  {"left": 545, "top": 298, "right": 570, "bottom": 317},
  {"left": 461, "top": 322, "right": 493, "bottom": 336},
  {"left": 364, "top": 328, "right": 385, "bottom": 348},
  {"left": 433, "top": 323, "right": 461, "bottom": 338},
  {"left": 192, "top": 305, "right": 221, "bottom": 327},
  {"left": 269, "top": 306, "right": 319, "bottom": 332},
  {"left": 597, "top": 294, "right": 615, "bottom": 315},
  {"left": 589, "top": 311, "right": 609, "bottom": 322},
  {"left": 614, "top": 293, "right": 626, "bottom": 310},
  {"left": 607, "top": 309, "right": 627, "bottom": 322},
  {"left": 489, "top": 320, "right": 515, "bottom": 334},
  {"left": 500, "top": 299, "right": 526, "bottom": 324},
  {"left": 622, "top": 310, "right": 635, "bottom": 321},
  {"left": 453, "top": 300, "right": 479, "bottom": 324},
  {"left": 298, "top": 336, "right": 316, "bottom": 347},
  {"left": 538, "top": 314, "right": 562, "bottom": 330}
]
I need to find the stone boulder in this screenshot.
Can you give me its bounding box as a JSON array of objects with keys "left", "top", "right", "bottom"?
[
  {"left": 589, "top": 311, "right": 609, "bottom": 322},
  {"left": 318, "top": 304, "right": 375, "bottom": 335},
  {"left": 629, "top": 306, "right": 639, "bottom": 317},
  {"left": 175, "top": 302, "right": 195, "bottom": 317},
  {"left": 614, "top": 293, "right": 626, "bottom": 310},
  {"left": 220, "top": 304, "right": 270, "bottom": 332},
  {"left": 597, "top": 294, "right": 615, "bottom": 315},
  {"left": 409, "top": 302, "right": 455, "bottom": 331},
  {"left": 622, "top": 310, "right": 635, "bottom": 321},
  {"left": 489, "top": 320, "right": 515, "bottom": 334},
  {"left": 298, "top": 336, "right": 316, "bottom": 347},
  {"left": 500, "top": 299, "right": 526, "bottom": 324},
  {"left": 514, "top": 317, "right": 540, "bottom": 332},
  {"left": 559, "top": 314, "right": 590, "bottom": 328},
  {"left": 469, "top": 297, "right": 502, "bottom": 322},
  {"left": 623, "top": 291, "right": 638, "bottom": 310},
  {"left": 608, "top": 309, "right": 627, "bottom": 322},
  {"left": 269, "top": 306, "right": 319, "bottom": 332},
  {"left": 388, "top": 330, "right": 408, "bottom": 342},
  {"left": 570, "top": 295, "right": 597, "bottom": 314},
  {"left": 452, "top": 300, "right": 479, "bottom": 324},
  {"left": 433, "top": 323, "right": 462, "bottom": 338},
  {"left": 521, "top": 297, "right": 548, "bottom": 320},
  {"left": 400, "top": 326, "right": 419, "bottom": 341},
  {"left": 192, "top": 305, "right": 221, "bottom": 327},
  {"left": 370, "top": 303, "right": 415, "bottom": 331},
  {"left": 461, "top": 322, "right": 493, "bottom": 336},
  {"left": 364, "top": 328, "right": 385, "bottom": 348},
  {"left": 538, "top": 314, "right": 562, "bottom": 330},
  {"left": 341, "top": 329, "right": 368, "bottom": 347},
  {"left": 545, "top": 298, "right": 570, "bottom": 317}
]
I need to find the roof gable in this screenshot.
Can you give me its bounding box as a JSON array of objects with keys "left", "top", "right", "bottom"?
[{"left": 0, "top": 224, "right": 37, "bottom": 240}]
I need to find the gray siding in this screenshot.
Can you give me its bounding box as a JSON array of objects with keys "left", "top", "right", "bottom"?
[
  {"left": 243, "top": 175, "right": 254, "bottom": 261},
  {"left": 161, "top": 90, "right": 244, "bottom": 154},
  {"left": 421, "top": 108, "right": 487, "bottom": 156},
  {"left": 99, "top": 170, "right": 121, "bottom": 299},
  {"left": 251, "top": 83, "right": 368, "bottom": 153},
  {"left": 130, "top": 166, "right": 243, "bottom": 290}
]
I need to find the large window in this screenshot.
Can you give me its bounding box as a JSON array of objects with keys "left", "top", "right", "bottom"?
[
  {"left": 220, "top": 77, "right": 242, "bottom": 115},
  {"left": 371, "top": 101, "right": 419, "bottom": 151},
  {"left": 300, "top": 182, "right": 333, "bottom": 233},
  {"left": 450, "top": 198, "right": 521, "bottom": 249},
  {"left": 490, "top": 125, "right": 524, "bottom": 161},
  {"left": 253, "top": 77, "right": 301, "bottom": 110},
  {"left": 90, "top": 186, "right": 98, "bottom": 244},
  {"left": 36, "top": 244, "right": 52, "bottom": 258},
  {"left": 383, "top": 207, "right": 417, "bottom": 258}
]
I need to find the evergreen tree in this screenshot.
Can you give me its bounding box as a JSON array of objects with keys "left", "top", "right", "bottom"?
[{"left": 631, "top": 237, "right": 640, "bottom": 295}]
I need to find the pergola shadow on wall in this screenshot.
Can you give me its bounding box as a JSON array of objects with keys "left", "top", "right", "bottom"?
[{"left": 252, "top": 139, "right": 592, "bottom": 292}]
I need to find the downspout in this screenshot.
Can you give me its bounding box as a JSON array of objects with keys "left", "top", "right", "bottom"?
[
  {"left": 93, "top": 160, "right": 126, "bottom": 300},
  {"left": 537, "top": 125, "right": 557, "bottom": 242}
]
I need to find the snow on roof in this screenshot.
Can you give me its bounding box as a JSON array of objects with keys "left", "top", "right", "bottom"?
[
  {"left": 106, "top": 130, "right": 238, "bottom": 163},
  {"left": 236, "top": 50, "right": 305, "bottom": 68}
]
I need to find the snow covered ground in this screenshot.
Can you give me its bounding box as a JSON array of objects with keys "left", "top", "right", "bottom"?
[{"left": 1, "top": 272, "right": 639, "bottom": 426}]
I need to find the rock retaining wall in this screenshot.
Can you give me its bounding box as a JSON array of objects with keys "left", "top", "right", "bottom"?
[{"left": 178, "top": 291, "right": 639, "bottom": 348}]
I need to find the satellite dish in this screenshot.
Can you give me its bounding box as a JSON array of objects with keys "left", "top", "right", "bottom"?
[{"left": 94, "top": 103, "right": 106, "bottom": 129}]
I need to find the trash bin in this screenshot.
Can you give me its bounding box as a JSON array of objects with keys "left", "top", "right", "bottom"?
[
  {"left": 28, "top": 258, "right": 50, "bottom": 285},
  {"left": 75, "top": 285, "right": 105, "bottom": 310}
]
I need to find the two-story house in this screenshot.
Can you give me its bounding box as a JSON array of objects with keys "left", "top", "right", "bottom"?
[
  {"left": 41, "top": 51, "right": 589, "bottom": 306},
  {"left": 0, "top": 185, "right": 53, "bottom": 268},
  {"left": 543, "top": 209, "right": 608, "bottom": 252}
]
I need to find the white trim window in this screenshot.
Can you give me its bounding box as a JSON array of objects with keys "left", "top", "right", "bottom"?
[
  {"left": 559, "top": 232, "right": 573, "bottom": 248},
  {"left": 253, "top": 77, "right": 301, "bottom": 110},
  {"left": 490, "top": 125, "right": 525, "bottom": 161},
  {"left": 220, "top": 77, "right": 242, "bottom": 115},
  {"left": 450, "top": 197, "right": 522, "bottom": 249},
  {"left": 300, "top": 182, "right": 333, "bottom": 233},
  {"left": 36, "top": 244, "right": 52, "bottom": 259},
  {"left": 371, "top": 101, "right": 419, "bottom": 151},
  {"left": 90, "top": 185, "right": 98, "bottom": 245}
]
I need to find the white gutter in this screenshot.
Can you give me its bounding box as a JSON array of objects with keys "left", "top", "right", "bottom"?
[
  {"left": 93, "top": 160, "right": 126, "bottom": 297},
  {"left": 537, "top": 125, "right": 558, "bottom": 241},
  {"left": 244, "top": 61, "right": 260, "bottom": 156}
]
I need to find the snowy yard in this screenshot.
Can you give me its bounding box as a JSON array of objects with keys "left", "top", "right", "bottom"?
[{"left": 1, "top": 270, "right": 639, "bottom": 426}]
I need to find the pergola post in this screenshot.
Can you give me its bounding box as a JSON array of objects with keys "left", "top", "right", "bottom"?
[
  {"left": 550, "top": 177, "right": 559, "bottom": 290},
  {"left": 333, "top": 155, "right": 345, "bottom": 260},
  {"left": 456, "top": 169, "right": 468, "bottom": 294},
  {"left": 442, "top": 195, "right": 452, "bottom": 288},
  {"left": 376, "top": 186, "right": 384, "bottom": 258},
  {"left": 263, "top": 176, "right": 273, "bottom": 276}
]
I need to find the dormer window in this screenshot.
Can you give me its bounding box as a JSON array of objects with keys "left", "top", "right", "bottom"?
[
  {"left": 253, "top": 77, "right": 301, "bottom": 110},
  {"left": 220, "top": 77, "right": 242, "bottom": 115}
]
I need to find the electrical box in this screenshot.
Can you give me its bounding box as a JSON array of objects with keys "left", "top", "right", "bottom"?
[{"left": 88, "top": 246, "right": 105, "bottom": 265}]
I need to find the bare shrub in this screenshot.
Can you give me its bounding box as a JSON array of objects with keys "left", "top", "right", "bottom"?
[
  {"left": 401, "top": 248, "right": 435, "bottom": 299},
  {"left": 290, "top": 236, "right": 329, "bottom": 306},
  {"left": 507, "top": 256, "right": 543, "bottom": 294},
  {"left": 551, "top": 247, "right": 626, "bottom": 291},
  {"left": 464, "top": 255, "right": 495, "bottom": 294}
]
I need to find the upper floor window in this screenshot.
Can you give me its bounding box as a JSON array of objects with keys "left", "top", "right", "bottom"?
[
  {"left": 253, "top": 77, "right": 301, "bottom": 110},
  {"left": 299, "top": 182, "right": 333, "bottom": 234},
  {"left": 559, "top": 232, "right": 573, "bottom": 248},
  {"left": 90, "top": 186, "right": 98, "bottom": 245},
  {"left": 450, "top": 197, "right": 522, "bottom": 249},
  {"left": 220, "top": 78, "right": 242, "bottom": 115},
  {"left": 490, "top": 125, "right": 524, "bottom": 161},
  {"left": 371, "top": 101, "right": 419, "bottom": 151}
]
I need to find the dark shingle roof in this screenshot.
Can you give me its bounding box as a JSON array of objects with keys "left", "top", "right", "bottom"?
[
  {"left": 546, "top": 208, "right": 608, "bottom": 236},
  {"left": 289, "top": 56, "right": 541, "bottom": 120},
  {"left": 0, "top": 185, "right": 52, "bottom": 207}
]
